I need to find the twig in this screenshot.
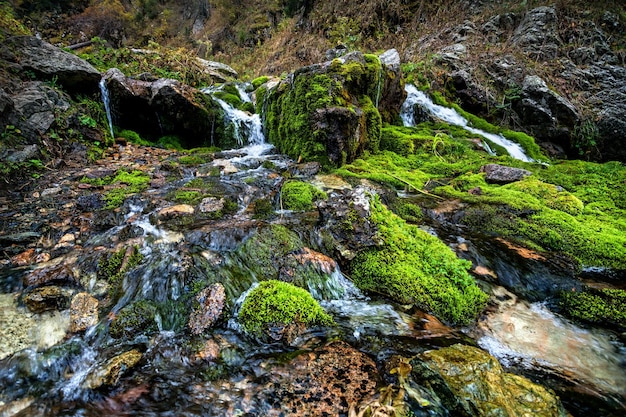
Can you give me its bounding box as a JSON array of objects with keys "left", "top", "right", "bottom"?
[{"left": 388, "top": 173, "right": 445, "bottom": 200}]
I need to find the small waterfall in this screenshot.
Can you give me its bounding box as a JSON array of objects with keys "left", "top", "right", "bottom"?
[
  {"left": 99, "top": 78, "right": 115, "bottom": 139},
  {"left": 400, "top": 84, "right": 533, "bottom": 162}
]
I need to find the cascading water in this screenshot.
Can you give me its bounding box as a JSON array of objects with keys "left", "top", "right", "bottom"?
[
  {"left": 400, "top": 84, "right": 533, "bottom": 162},
  {"left": 99, "top": 78, "right": 115, "bottom": 139}
]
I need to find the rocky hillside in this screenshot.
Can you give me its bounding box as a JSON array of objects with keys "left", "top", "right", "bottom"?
[{"left": 5, "top": 0, "right": 626, "bottom": 162}]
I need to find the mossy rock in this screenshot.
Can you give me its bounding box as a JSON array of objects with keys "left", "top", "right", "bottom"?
[
  {"left": 110, "top": 300, "right": 158, "bottom": 339},
  {"left": 281, "top": 180, "right": 327, "bottom": 211},
  {"left": 238, "top": 280, "right": 334, "bottom": 341},
  {"left": 262, "top": 52, "right": 393, "bottom": 168},
  {"left": 349, "top": 195, "right": 488, "bottom": 325},
  {"left": 238, "top": 224, "right": 303, "bottom": 279}
]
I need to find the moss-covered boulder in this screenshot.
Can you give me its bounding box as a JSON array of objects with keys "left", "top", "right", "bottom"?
[
  {"left": 411, "top": 344, "right": 567, "bottom": 417},
  {"left": 238, "top": 280, "right": 334, "bottom": 343},
  {"left": 260, "top": 50, "right": 404, "bottom": 167},
  {"left": 349, "top": 194, "right": 488, "bottom": 325},
  {"left": 109, "top": 300, "right": 158, "bottom": 339},
  {"left": 281, "top": 180, "right": 327, "bottom": 211}
]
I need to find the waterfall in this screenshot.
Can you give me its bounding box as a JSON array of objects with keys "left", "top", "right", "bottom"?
[
  {"left": 99, "top": 78, "right": 115, "bottom": 139},
  {"left": 400, "top": 84, "right": 533, "bottom": 162}
]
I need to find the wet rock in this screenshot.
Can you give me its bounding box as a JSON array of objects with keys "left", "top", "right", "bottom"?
[
  {"left": 0, "top": 36, "right": 101, "bottom": 93},
  {"left": 84, "top": 349, "right": 143, "bottom": 389},
  {"left": 5, "top": 144, "right": 38, "bottom": 163},
  {"left": 413, "top": 344, "right": 567, "bottom": 417},
  {"left": 69, "top": 292, "right": 99, "bottom": 333},
  {"left": 22, "top": 286, "right": 69, "bottom": 313},
  {"left": 188, "top": 283, "right": 226, "bottom": 335},
  {"left": 194, "top": 339, "right": 220, "bottom": 362},
  {"left": 10, "top": 249, "right": 36, "bottom": 266},
  {"left": 110, "top": 300, "right": 158, "bottom": 339},
  {"left": 318, "top": 186, "right": 379, "bottom": 260},
  {"left": 198, "top": 197, "right": 225, "bottom": 214},
  {"left": 267, "top": 341, "right": 379, "bottom": 415},
  {"left": 287, "top": 162, "right": 322, "bottom": 179},
  {"left": 76, "top": 194, "right": 105, "bottom": 211},
  {"left": 23, "top": 264, "right": 80, "bottom": 288},
  {"left": 511, "top": 6, "right": 560, "bottom": 61},
  {"left": 157, "top": 204, "right": 195, "bottom": 219},
  {"left": 480, "top": 164, "right": 531, "bottom": 184}
]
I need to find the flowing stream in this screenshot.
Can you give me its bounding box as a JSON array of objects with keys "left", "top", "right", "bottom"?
[
  {"left": 1, "top": 82, "right": 624, "bottom": 416},
  {"left": 400, "top": 84, "right": 533, "bottom": 162}
]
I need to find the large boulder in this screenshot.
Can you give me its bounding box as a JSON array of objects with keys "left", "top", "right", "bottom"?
[
  {"left": 0, "top": 36, "right": 101, "bottom": 94},
  {"left": 103, "top": 68, "right": 230, "bottom": 148},
  {"left": 261, "top": 50, "right": 404, "bottom": 167}
]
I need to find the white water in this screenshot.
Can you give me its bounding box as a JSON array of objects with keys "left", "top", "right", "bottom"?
[
  {"left": 400, "top": 84, "right": 533, "bottom": 162},
  {"left": 99, "top": 78, "right": 115, "bottom": 139}
]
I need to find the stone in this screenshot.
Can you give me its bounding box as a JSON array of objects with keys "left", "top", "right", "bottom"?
[
  {"left": 266, "top": 341, "right": 379, "bottom": 415},
  {"left": 188, "top": 283, "right": 226, "bottom": 335},
  {"left": 379, "top": 48, "right": 401, "bottom": 69},
  {"left": 0, "top": 36, "right": 101, "bottom": 93},
  {"left": 198, "top": 197, "right": 225, "bottom": 214},
  {"left": 157, "top": 204, "right": 195, "bottom": 219},
  {"left": 84, "top": 349, "right": 143, "bottom": 389},
  {"left": 10, "top": 82, "right": 71, "bottom": 137},
  {"left": 480, "top": 164, "right": 532, "bottom": 184},
  {"left": 23, "top": 264, "right": 79, "bottom": 288},
  {"left": 414, "top": 344, "right": 567, "bottom": 417},
  {"left": 514, "top": 75, "right": 579, "bottom": 145},
  {"left": 195, "top": 339, "right": 220, "bottom": 362},
  {"left": 69, "top": 292, "right": 99, "bottom": 333},
  {"left": 22, "top": 286, "right": 69, "bottom": 313},
  {"left": 511, "top": 6, "right": 560, "bottom": 61}
]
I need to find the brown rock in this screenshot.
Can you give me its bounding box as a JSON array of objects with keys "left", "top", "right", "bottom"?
[
  {"left": 22, "top": 286, "right": 69, "bottom": 313},
  {"left": 480, "top": 164, "right": 532, "bottom": 184},
  {"left": 267, "top": 341, "right": 379, "bottom": 415},
  {"left": 23, "top": 264, "right": 79, "bottom": 287},
  {"left": 188, "top": 283, "right": 226, "bottom": 335},
  {"left": 11, "top": 249, "right": 36, "bottom": 266},
  {"left": 195, "top": 339, "right": 221, "bottom": 362},
  {"left": 84, "top": 349, "right": 143, "bottom": 389},
  {"left": 70, "top": 292, "right": 99, "bottom": 333},
  {"left": 157, "top": 204, "right": 195, "bottom": 219}
]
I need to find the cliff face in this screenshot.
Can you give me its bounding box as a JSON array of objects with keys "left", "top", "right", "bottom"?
[{"left": 7, "top": 0, "right": 626, "bottom": 162}]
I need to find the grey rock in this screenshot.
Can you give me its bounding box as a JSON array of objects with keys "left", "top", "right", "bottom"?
[
  {"left": 11, "top": 82, "right": 71, "bottom": 136},
  {"left": 511, "top": 6, "right": 560, "bottom": 60},
  {"left": 514, "top": 75, "right": 579, "bottom": 144},
  {"left": 379, "top": 48, "right": 400, "bottom": 69},
  {"left": 0, "top": 36, "right": 101, "bottom": 93},
  {"left": 480, "top": 164, "right": 531, "bottom": 184}
]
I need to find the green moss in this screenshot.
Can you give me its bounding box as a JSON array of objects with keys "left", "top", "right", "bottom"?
[
  {"left": 110, "top": 300, "right": 158, "bottom": 339},
  {"left": 281, "top": 180, "right": 327, "bottom": 211},
  {"left": 173, "top": 190, "right": 203, "bottom": 205},
  {"left": 119, "top": 129, "right": 153, "bottom": 146},
  {"left": 98, "top": 246, "right": 144, "bottom": 299},
  {"left": 253, "top": 198, "right": 274, "bottom": 219},
  {"left": 251, "top": 76, "right": 270, "bottom": 90},
  {"left": 102, "top": 170, "right": 151, "bottom": 209},
  {"left": 238, "top": 280, "right": 334, "bottom": 336},
  {"left": 157, "top": 135, "right": 184, "bottom": 151},
  {"left": 560, "top": 288, "right": 626, "bottom": 329},
  {"left": 350, "top": 196, "right": 488, "bottom": 325},
  {"left": 263, "top": 55, "right": 387, "bottom": 167},
  {"left": 178, "top": 155, "right": 205, "bottom": 166},
  {"left": 238, "top": 224, "right": 303, "bottom": 279}
]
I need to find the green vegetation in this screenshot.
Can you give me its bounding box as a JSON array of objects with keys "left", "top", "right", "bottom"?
[
  {"left": 251, "top": 76, "right": 270, "bottom": 90},
  {"left": 238, "top": 280, "right": 334, "bottom": 336},
  {"left": 0, "top": 3, "right": 30, "bottom": 40},
  {"left": 238, "top": 224, "right": 303, "bottom": 279},
  {"left": 560, "top": 288, "right": 626, "bottom": 329},
  {"left": 97, "top": 246, "right": 144, "bottom": 299},
  {"left": 262, "top": 55, "right": 386, "bottom": 167},
  {"left": 350, "top": 196, "right": 488, "bottom": 325},
  {"left": 281, "top": 180, "right": 327, "bottom": 211},
  {"left": 81, "top": 169, "right": 151, "bottom": 209},
  {"left": 110, "top": 300, "right": 158, "bottom": 339},
  {"left": 253, "top": 197, "right": 274, "bottom": 219},
  {"left": 119, "top": 129, "right": 153, "bottom": 146}
]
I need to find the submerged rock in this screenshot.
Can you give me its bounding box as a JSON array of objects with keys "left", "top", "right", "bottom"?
[
  {"left": 413, "top": 344, "right": 567, "bottom": 417},
  {"left": 188, "top": 283, "right": 226, "bottom": 335},
  {"left": 84, "top": 349, "right": 143, "bottom": 389},
  {"left": 69, "top": 292, "right": 99, "bottom": 333},
  {"left": 22, "top": 286, "right": 69, "bottom": 313},
  {"left": 267, "top": 341, "right": 379, "bottom": 414}
]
